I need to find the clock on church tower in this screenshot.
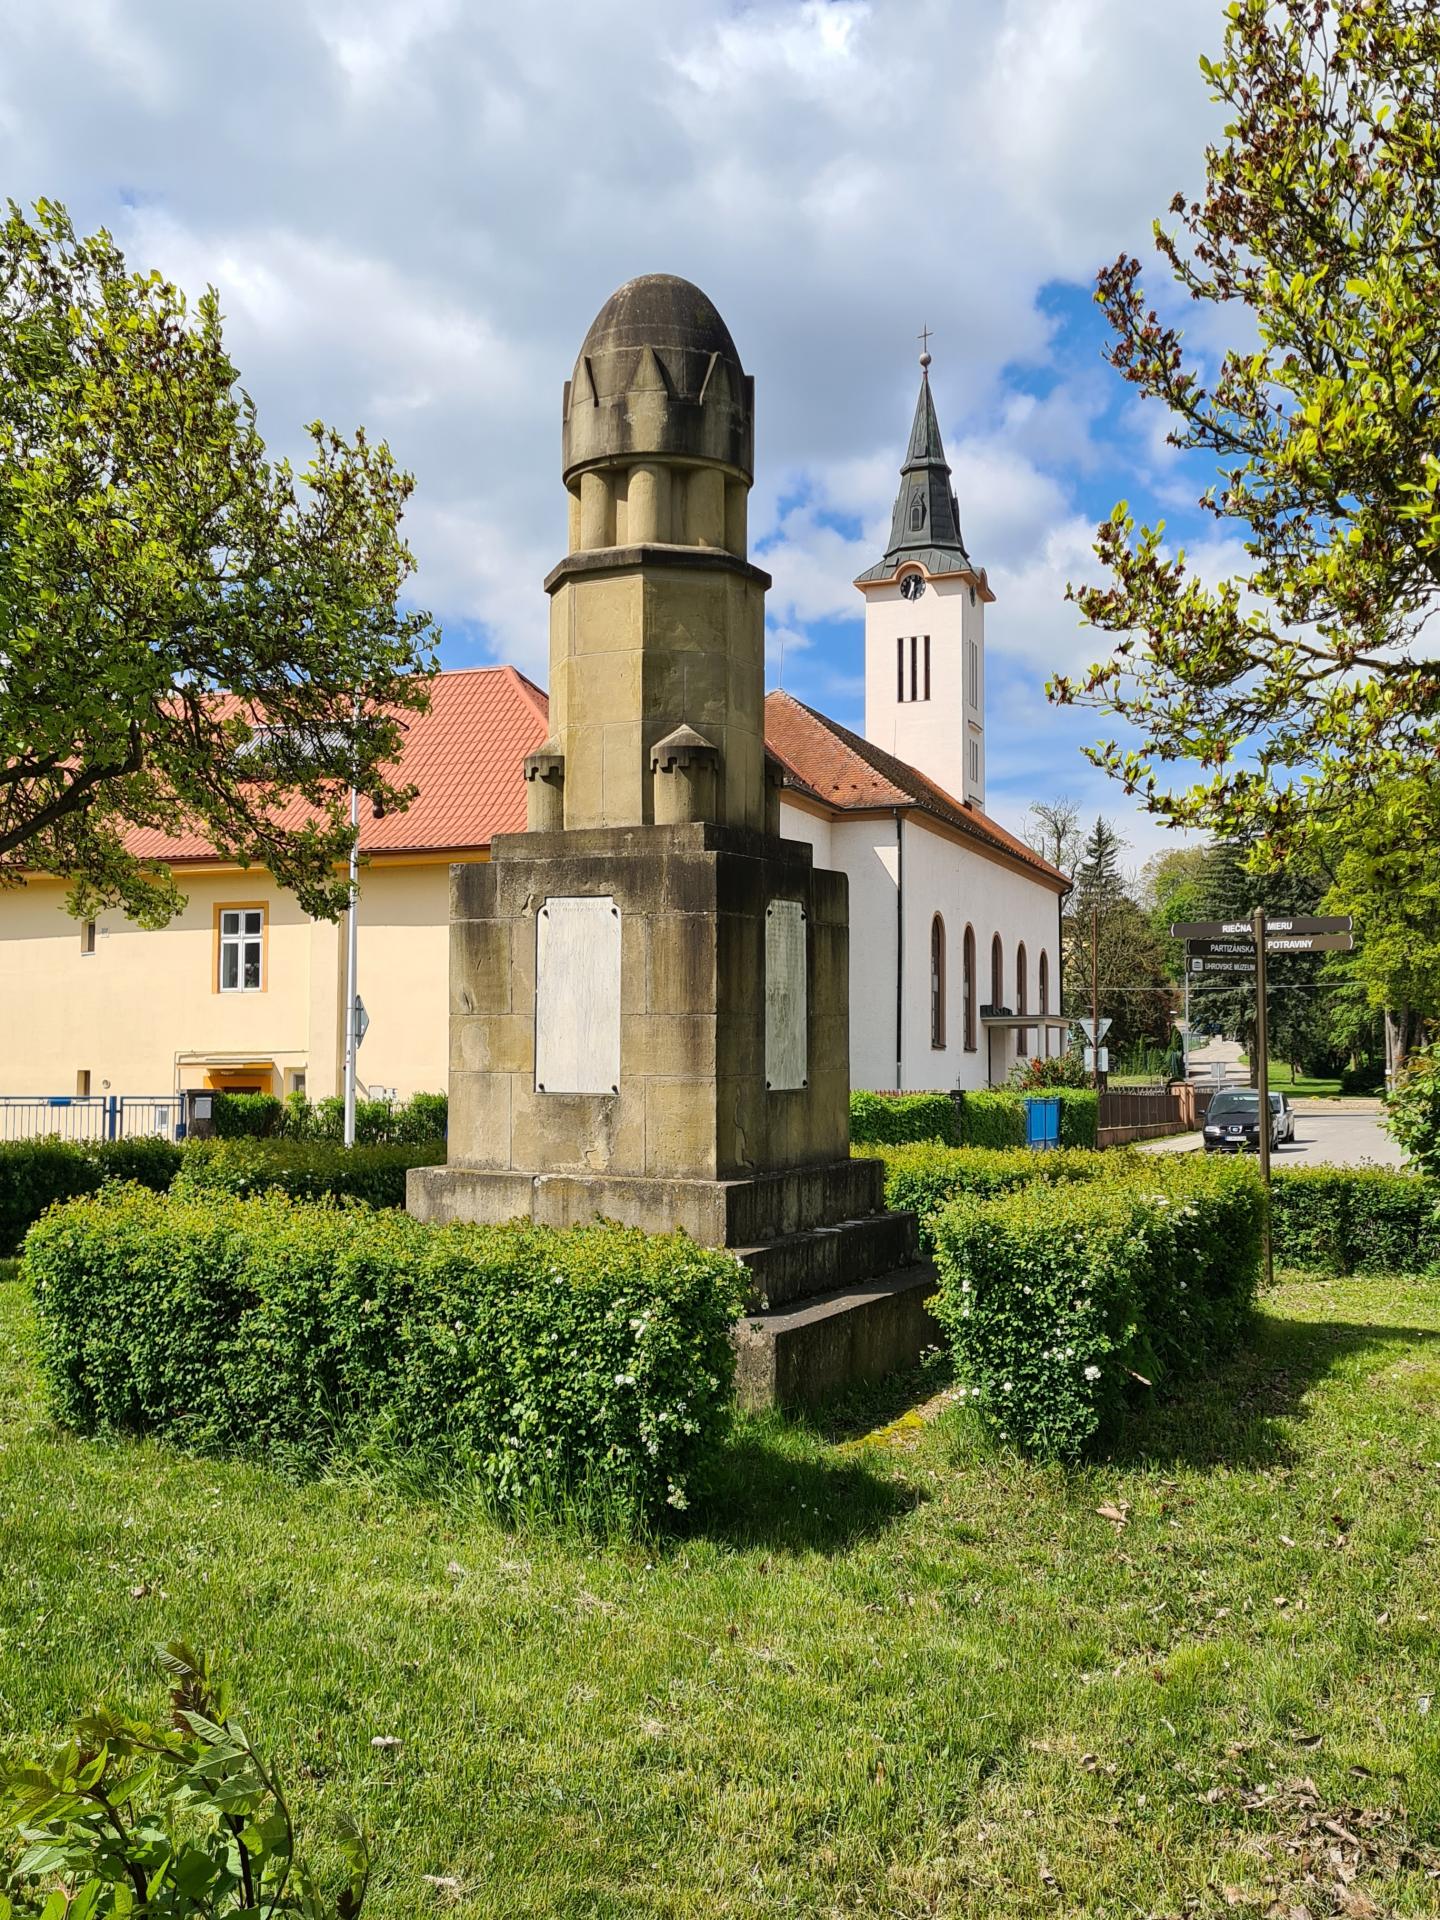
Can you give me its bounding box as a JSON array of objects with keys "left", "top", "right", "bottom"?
[{"left": 853, "top": 349, "right": 993, "bottom": 808}]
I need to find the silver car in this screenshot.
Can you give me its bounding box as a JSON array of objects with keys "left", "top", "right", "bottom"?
[{"left": 1269, "top": 1091, "right": 1295, "bottom": 1143}]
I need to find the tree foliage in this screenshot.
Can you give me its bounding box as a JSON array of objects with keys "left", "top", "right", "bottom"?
[
  {"left": 0, "top": 1641, "right": 370, "bottom": 1916},
  {"left": 0, "top": 201, "right": 436, "bottom": 924},
  {"left": 1054, "top": 0, "right": 1440, "bottom": 854},
  {"left": 1063, "top": 817, "right": 1173, "bottom": 1054},
  {"left": 1323, "top": 776, "right": 1440, "bottom": 1069}
]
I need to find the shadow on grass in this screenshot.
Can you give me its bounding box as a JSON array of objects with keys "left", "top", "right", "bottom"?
[
  {"left": 687, "top": 1415, "right": 923, "bottom": 1553},
  {"left": 1104, "top": 1308, "right": 1440, "bottom": 1473}
]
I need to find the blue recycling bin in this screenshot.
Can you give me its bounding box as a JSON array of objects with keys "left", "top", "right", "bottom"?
[{"left": 1025, "top": 1096, "right": 1061, "bottom": 1151}]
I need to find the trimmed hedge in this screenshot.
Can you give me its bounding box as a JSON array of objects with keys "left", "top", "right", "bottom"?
[
  {"left": 932, "top": 1155, "right": 1265, "bottom": 1459},
  {"left": 848, "top": 1091, "right": 960, "bottom": 1147},
  {"left": 862, "top": 1141, "right": 1108, "bottom": 1253},
  {"left": 955, "top": 1091, "right": 1025, "bottom": 1149},
  {"left": 847, "top": 1088, "right": 1101, "bottom": 1153},
  {"left": 1270, "top": 1167, "right": 1440, "bottom": 1275},
  {"left": 25, "top": 1188, "right": 747, "bottom": 1522},
  {"left": 211, "top": 1092, "right": 284, "bottom": 1138},
  {"left": 953, "top": 1088, "right": 1100, "bottom": 1151},
  {"left": 172, "top": 1138, "right": 445, "bottom": 1210},
  {"left": 0, "top": 1136, "right": 183, "bottom": 1256},
  {"left": 1052, "top": 1088, "right": 1100, "bottom": 1150}
]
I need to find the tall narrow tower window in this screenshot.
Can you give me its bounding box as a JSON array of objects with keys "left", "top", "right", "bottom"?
[
  {"left": 923, "top": 635, "right": 930, "bottom": 701},
  {"left": 909, "top": 634, "right": 918, "bottom": 701},
  {"left": 910, "top": 493, "right": 926, "bottom": 531},
  {"left": 896, "top": 634, "right": 904, "bottom": 703}
]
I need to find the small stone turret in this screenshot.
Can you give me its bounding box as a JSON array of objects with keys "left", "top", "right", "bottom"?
[{"left": 543, "top": 274, "right": 771, "bottom": 834}]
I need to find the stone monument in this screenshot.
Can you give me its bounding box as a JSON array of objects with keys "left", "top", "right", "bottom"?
[{"left": 408, "top": 274, "right": 930, "bottom": 1404}]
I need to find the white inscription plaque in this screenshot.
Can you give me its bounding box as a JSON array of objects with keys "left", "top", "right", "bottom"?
[
  {"left": 535, "top": 895, "right": 622, "bottom": 1095},
  {"left": 765, "top": 899, "right": 808, "bottom": 1090}
]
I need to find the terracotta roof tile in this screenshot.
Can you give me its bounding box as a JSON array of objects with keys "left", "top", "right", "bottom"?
[
  {"left": 764, "top": 689, "right": 1070, "bottom": 890},
  {"left": 124, "top": 666, "right": 551, "bottom": 862}
]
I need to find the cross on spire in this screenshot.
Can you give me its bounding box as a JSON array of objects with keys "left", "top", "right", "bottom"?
[{"left": 917, "top": 324, "right": 933, "bottom": 369}]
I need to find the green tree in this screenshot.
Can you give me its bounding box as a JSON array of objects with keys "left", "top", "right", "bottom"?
[
  {"left": 1185, "top": 838, "right": 1332, "bottom": 1083},
  {"left": 1323, "top": 777, "right": 1440, "bottom": 1075},
  {"left": 1063, "top": 817, "right": 1173, "bottom": 1058},
  {"left": 0, "top": 201, "right": 436, "bottom": 925},
  {"left": 1140, "top": 843, "right": 1212, "bottom": 980},
  {"left": 1053, "top": 1, "right": 1440, "bottom": 857}
]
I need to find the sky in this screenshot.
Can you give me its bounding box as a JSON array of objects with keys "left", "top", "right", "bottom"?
[{"left": 1, "top": 0, "right": 1247, "bottom": 870}]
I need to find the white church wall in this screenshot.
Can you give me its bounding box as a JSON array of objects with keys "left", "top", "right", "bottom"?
[
  {"left": 896, "top": 821, "right": 1064, "bottom": 1093},
  {"left": 776, "top": 799, "right": 833, "bottom": 869}
]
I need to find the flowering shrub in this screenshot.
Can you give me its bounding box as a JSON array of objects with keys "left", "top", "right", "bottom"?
[
  {"left": 1010, "top": 1051, "right": 1089, "bottom": 1090},
  {"left": 25, "top": 1187, "right": 746, "bottom": 1523},
  {"left": 1384, "top": 1049, "right": 1440, "bottom": 1178},
  {"left": 931, "top": 1156, "right": 1265, "bottom": 1459},
  {"left": 848, "top": 1090, "right": 960, "bottom": 1146},
  {"left": 861, "top": 1141, "right": 1108, "bottom": 1252}
]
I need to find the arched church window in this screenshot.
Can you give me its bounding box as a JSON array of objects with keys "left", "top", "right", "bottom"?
[
  {"left": 963, "top": 926, "right": 976, "bottom": 1051},
  {"left": 1016, "top": 942, "right": 1028, "bottom": 1053},
  {"left": 1039, "top": 949, "right": 1051, "bottom": 1058},
  {"left": 910, "top": 493, "right": 926, "bottom": 532},
  {"left": 930, "top": 915, "right": 946, "bottom": 1049},
  {"left": 991, "top": 933, "right": 1003, "bottom": 1008}
]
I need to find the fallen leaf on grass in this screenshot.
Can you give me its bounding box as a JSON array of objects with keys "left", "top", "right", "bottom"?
[{"left": 1095, "top": 1502, "right": 1130, "bottom": 1528}]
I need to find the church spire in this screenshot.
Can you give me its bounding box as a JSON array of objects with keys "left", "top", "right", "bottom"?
[{"left": 856, "top": 341, "right": 972, "bottom": 583}]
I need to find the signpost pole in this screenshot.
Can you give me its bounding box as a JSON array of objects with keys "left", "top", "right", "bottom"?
[
  {"left": 343, "top": 778, "right": 360, "bottom": 1150},
  {"left": 1252, "top": 903, "right": 1273, "bottom": 1289}
]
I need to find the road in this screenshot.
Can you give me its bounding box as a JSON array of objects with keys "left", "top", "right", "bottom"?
[{"left": 1139, "top": 1101, "right": 1404, "bottom": 1168}]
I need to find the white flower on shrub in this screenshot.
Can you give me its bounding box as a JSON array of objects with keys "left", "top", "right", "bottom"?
[
  {"left": 613, "top": 1373, "right": 636, "bottom": 1387},
  {"left": 1083, "top": 1364, "right": 1101, "bottom": 1382}
]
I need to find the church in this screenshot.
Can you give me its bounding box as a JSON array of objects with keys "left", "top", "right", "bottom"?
[
  {"left": 766, "top": 348, "right": 1069, "bottom": 1089},
  {"left": 0, "top": 326, "right": 1069, "bottom": 1110}
]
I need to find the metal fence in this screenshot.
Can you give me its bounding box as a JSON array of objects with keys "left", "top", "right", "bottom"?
[{"left": 0, "top": 1095, "right": 182, "bottom": 1143}]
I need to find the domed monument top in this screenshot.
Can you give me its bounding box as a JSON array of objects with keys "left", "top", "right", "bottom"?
[{"left": 562, "top": 272, "right": 754, "bottom": 486}]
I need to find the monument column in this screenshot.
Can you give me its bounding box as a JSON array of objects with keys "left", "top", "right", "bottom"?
[{"left": 409, "top": 275, "right": 926, "bottom": 1406}]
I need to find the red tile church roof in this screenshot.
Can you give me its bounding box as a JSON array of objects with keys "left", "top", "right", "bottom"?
[
  {"left": 120, "top": 668, "right": 1068, "bottom": 890},
  {"left": 763, "top": 690, "right": 1070, "bottom": 890}
]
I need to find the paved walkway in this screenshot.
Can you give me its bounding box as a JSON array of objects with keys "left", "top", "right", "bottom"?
[{"left": 1138, "top": 1103, "right": 1403, "bottom": 1167}]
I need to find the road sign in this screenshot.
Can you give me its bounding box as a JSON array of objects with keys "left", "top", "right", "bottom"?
[
  {"left": 1083, "top": 1045, "right": 1109, "bottom": 1073},
  {"left": 1262, "top": 931, "right": 1354, "bottom": 954},
  {"left": 1077, "top": 1016, "right": 1112, "bottom": 1042},
  {"left": 354, "top": 996, "right": 370, "bottom": 1048},
  {"left": 1171, "top": 912, "right": 1352, "bottom": 940},
  {"left": 1189, "top": 938, "right": 1257, "bottom": 963}
]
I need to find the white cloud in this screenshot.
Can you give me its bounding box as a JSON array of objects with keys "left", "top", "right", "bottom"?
[{"left": 0, "top": 0, "right": 1231, "bottom": 847}]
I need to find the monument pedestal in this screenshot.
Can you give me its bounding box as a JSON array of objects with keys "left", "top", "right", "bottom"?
[{"left": 406, "top": 822, "right": 929, "bottom": 1405}]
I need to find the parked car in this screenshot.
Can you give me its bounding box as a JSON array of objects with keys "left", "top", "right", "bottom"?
[
  {"left": 1202, "top": 1088, "right": 1277, "bottom": 1154},
  {"left": 1269, "top": 1090, "right": 1295, "bottom": 1143}
]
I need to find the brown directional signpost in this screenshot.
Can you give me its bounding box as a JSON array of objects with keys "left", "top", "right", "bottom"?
[{"left": 1169, "top": 909, "right": 1353, "bottom": 1286}]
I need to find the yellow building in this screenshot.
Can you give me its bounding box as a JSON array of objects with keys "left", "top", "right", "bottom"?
[{"left": 0, "top": 668, "right": 549, "bottom": 1107}]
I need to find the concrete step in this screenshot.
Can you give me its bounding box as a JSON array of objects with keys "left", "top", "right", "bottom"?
[
  {"left": 737, "top": 1210, "right": 919, "bottom": 1310},
  {"left": 733, "top": 1261, "right": 941, "bottom": 1411}
]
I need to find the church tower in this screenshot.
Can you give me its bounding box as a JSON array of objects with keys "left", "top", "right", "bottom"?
[{"left": 855, "top": 346, "right": 993, "bottom": 807}]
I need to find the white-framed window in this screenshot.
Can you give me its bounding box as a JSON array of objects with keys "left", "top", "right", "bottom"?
[
  {"left": 80, "top": 919, "right": 96, "bottom": 955},
  {"left": 219, "top": 908, "right": 265, "bottom": 992}
]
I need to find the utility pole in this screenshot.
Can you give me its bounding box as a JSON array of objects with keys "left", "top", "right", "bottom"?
[
  {"left": 1091, "top": 903, "right": 1100, "bottom": 1090},
  {"left": 343, "top": 775, "right": 360, "bottom": 1149},
  {"left": 1252, "top": 903, "right": 1273, "bottom": 1289}
]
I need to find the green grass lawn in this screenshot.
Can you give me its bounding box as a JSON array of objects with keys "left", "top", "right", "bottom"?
[
  {"left": 3, "top": 1267, "right": 1440, "bottom": 1917},
  {"left": 1231, "top": 1059, "right": 1384, "bottom": 1100}
]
